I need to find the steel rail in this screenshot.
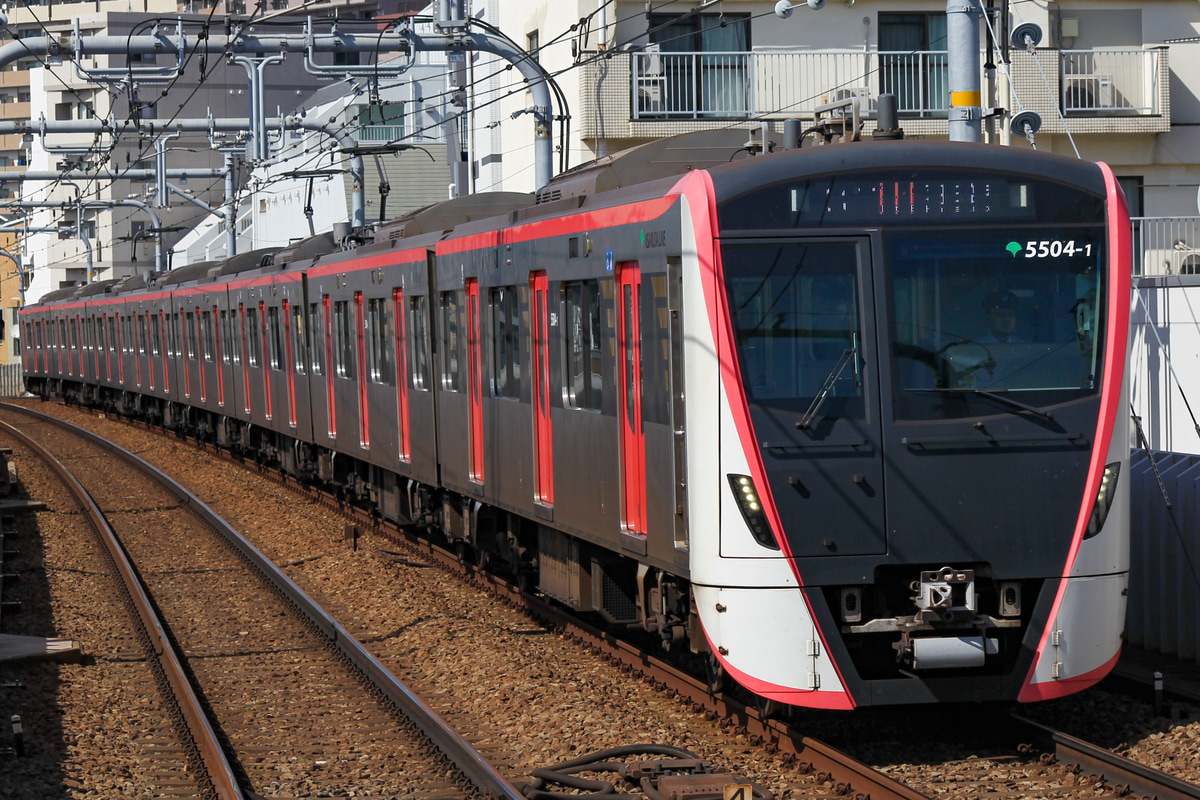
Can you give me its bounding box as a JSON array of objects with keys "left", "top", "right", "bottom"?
[
  {"left": 1014, "top": 714, "right": 1200, "bottom": 800},
  {"left": 0, "top": 403, "right": 527, "bottom": 800},
  {"left": 0, "top": 418, "right": 242, "bottom": 800},
  {"left": 113, "top": 409, "right": 929, "bottom": 800}
]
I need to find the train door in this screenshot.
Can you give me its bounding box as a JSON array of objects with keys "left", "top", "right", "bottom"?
[
  {"left": 720, "top": 237, "right": 885, "bottom": 557},
  {"left": 239, "top": 302, "right": 252, "bottom": 414},
  {"left": 530, "top": 271, "right": 553, "bottom": 507},
  {"left": 616, "top": 262, "right": 646, "bottom": 536},
  {"left": 465, "top": 278, "right": 483, "bottom": 484},
  {"left": 258, "top": 301, "right": 272, "bottom": 420}
]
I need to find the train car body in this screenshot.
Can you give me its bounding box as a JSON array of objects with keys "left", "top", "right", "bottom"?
[{"left": 20, "top": 137, "right": 1131, "bottom": 709}]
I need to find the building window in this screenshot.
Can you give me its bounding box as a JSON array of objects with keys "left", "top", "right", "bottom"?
[
  {"left": 527, "top": 30, "right": 540, "bottom": 63},
  {"left": 563, "top": 280, "right": 603, "bottom": 411},
  {"left": 357, "top": 102, "right": 404, "bottom": 142},
  {"left": 878, "top": 12, "right": 949, "bottom": 115},
  {"left": 646, "top": 13, "right": 751, "bottom": 117}
]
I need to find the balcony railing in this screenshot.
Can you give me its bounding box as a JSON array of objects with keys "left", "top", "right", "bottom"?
[
  {"left": 359, "top": 124, "right": 404, "bottom": 143},
  {"left": 1133, "top": 217, "right": 1200, "bottom": 278},
  {"left": 632, "top": 48, "right": 1160, "bottom": 120},
  {"left": 1061, "top": 50, "right": 1160, "bottom": 114}
]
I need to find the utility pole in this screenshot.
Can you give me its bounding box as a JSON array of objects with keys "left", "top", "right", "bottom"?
[
  {"left": 947, "top": 0, "right": 984, "bottom": 143},
  {"left": 439, "top": 0, "right": 471, "bottom": 199}
]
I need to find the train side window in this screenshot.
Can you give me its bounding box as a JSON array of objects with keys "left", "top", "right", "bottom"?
[
  {"left": 309, "top": 302, "right": 323, "bottom": 375},
  {"left": 229, "top": 308, "right": 240, "bottom": 365},
  {"left": 367, "top": 297, "right": 393, "bottom": 384},
  {"left": 440, "top": 290, "right": 463, "bottom": 391},
  {"left": 186, "top": 312, "right": 198, "bottom": 361},
  {"left": 267, "top": 306, "right": 283, "bottom": 370},
  {"left": 333, "top": 300, "right": 353, "bottom": 378},
  {"left": 202, "top": 311, "right": 217, "bottom": 364},
  {"left": 563, "top": 280, "right": 603, "bottom": 411},
  {"left": 490, "top": 286, "right": 521, "bottom": 399},
  {"left": 292, "top": 303, "right": 307, "bottom": 376},
  {"left": 150, "top": 314, "right": 161, "bottom": 357},
  {"left": 246, "top": 306, "right": 261, "bottom": 367},
  {"left": 137, "top": 315, "right": 146, "bottom": 354},
  {"left": 107, "top": 316, "right": 116, "bottom": 352},
  {"left": 410, "top": 295, "right": 430, "bottom": 391},
  {"left": 220, "top": 311, "right": 232, "bottom": 364}
]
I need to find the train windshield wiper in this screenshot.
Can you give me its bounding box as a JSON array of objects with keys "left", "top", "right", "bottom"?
[
  {"left": 967, "top": 388, "right": 1054, "bottom": 421},
  {"left": 907, "top": 387, "right": 1054, "bottom": 421},
  {"left": 797, "top": 346, "right": 856, "bottom": 430}
]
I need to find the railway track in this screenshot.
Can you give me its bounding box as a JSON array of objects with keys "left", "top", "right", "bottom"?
[
  {"left": 0, "top": 404, "right": 524, "bottom": 800},
  {"left": 10, "top": 398, "right": 1200, "bottom": 800}
]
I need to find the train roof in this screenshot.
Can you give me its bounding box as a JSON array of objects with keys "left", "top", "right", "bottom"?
[
  {"left": 275, "top": 232, "right": 337, "bottom": 268},
  {"left": 210, "top": 247, "right": 282, "bottom": 278},
  {"left": 534, "top": 129, "right": 770, "bottom": 205},
  {"left": 77, "top": 279, "right": 122, "bottom": 297},
  {"left": 36, "top": 287, "right": 82, "bottom": 304},
  {"left": 703, "top": 139, "right": 1108, "bottom": 202},
  {"left": 156, "top": 260, "right": 219, "bottom": 287},
  {"left": 376, "top": 192, "right": 534, "bottom": 244}
]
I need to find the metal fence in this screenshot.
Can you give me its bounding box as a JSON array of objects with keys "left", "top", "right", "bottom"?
[
  {"left": 631, "top": 47, "right": 1159, "bottom": 120},
  {"left": 0, "top": 363, "right": 23, "bottom": 397},
  {"left": 1131, "top": 217, "right": 1200, "bottom": 277},
  {"left": 1128, "top": 450, "right": 1200, "bottom": 663}
]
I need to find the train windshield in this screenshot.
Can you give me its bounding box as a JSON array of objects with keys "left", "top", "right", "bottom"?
[{"left": 887, "top": 226, "right": 1105, "bottom": 420}]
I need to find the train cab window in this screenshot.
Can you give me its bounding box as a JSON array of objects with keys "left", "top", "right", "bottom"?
[
  {"left": 267, "top": 306, "right": 283, "bottom": 370},
  {"left": 367, "top": 298, "right": 393, "bottom": 384},
  {"left": 723, "top": 242, "right": 865, "bottom": 419},
  {"left": 440, "top": 290, "right": 463, "bottom": 391},
  {"left": 333, "top": 300, "right": 353, "bottom": 378},
  {"left": 309, "top": 302, "right": 323, "bottom": 375},
  {"left": 887, "top": 227, "right": 1105, "bottom": 420},
  {"left": 410, "top": 295, "right": 430, "bottom": 391},
  {"left": 563, "top": 280, "right": 603, "bottom": 410},
  {"left": 490, "top": 286, "right": 521, "bottom": 399},
  {"left": 246, "top": 306, "right": 261, "bottom": 367}
]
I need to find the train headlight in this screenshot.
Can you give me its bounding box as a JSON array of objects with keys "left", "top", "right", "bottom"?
[
  {"left": 728, "top": 474, "right": 780, "bottom": 550},
  {"left": 1084, "top": 462, "right": 1121, "bottom": 539}
]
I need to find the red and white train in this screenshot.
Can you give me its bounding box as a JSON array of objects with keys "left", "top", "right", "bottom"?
[{"left": 21, "top": 135, "right": 1132, "bottom": 708}]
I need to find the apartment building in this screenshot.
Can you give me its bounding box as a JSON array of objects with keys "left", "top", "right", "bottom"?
[{"left": 465, "top": 0, "right": 1200, "bottom": 451}]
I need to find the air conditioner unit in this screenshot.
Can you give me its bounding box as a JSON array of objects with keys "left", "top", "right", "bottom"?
[
  {"left": 638, "top": 84, "right": 663, "bottom": 114},
  {"left": 1065, "top": 74, "right": 1115, "bottom": 110}
]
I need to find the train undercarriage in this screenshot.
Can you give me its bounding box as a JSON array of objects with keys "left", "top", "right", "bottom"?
[{"left": 31, "top": 376, "right": 700, "bottom": 663}]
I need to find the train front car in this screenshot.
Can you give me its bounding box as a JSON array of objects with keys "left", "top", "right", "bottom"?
[{"left": 677, "top": 142, "right": 1131, "bottom": 708}]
